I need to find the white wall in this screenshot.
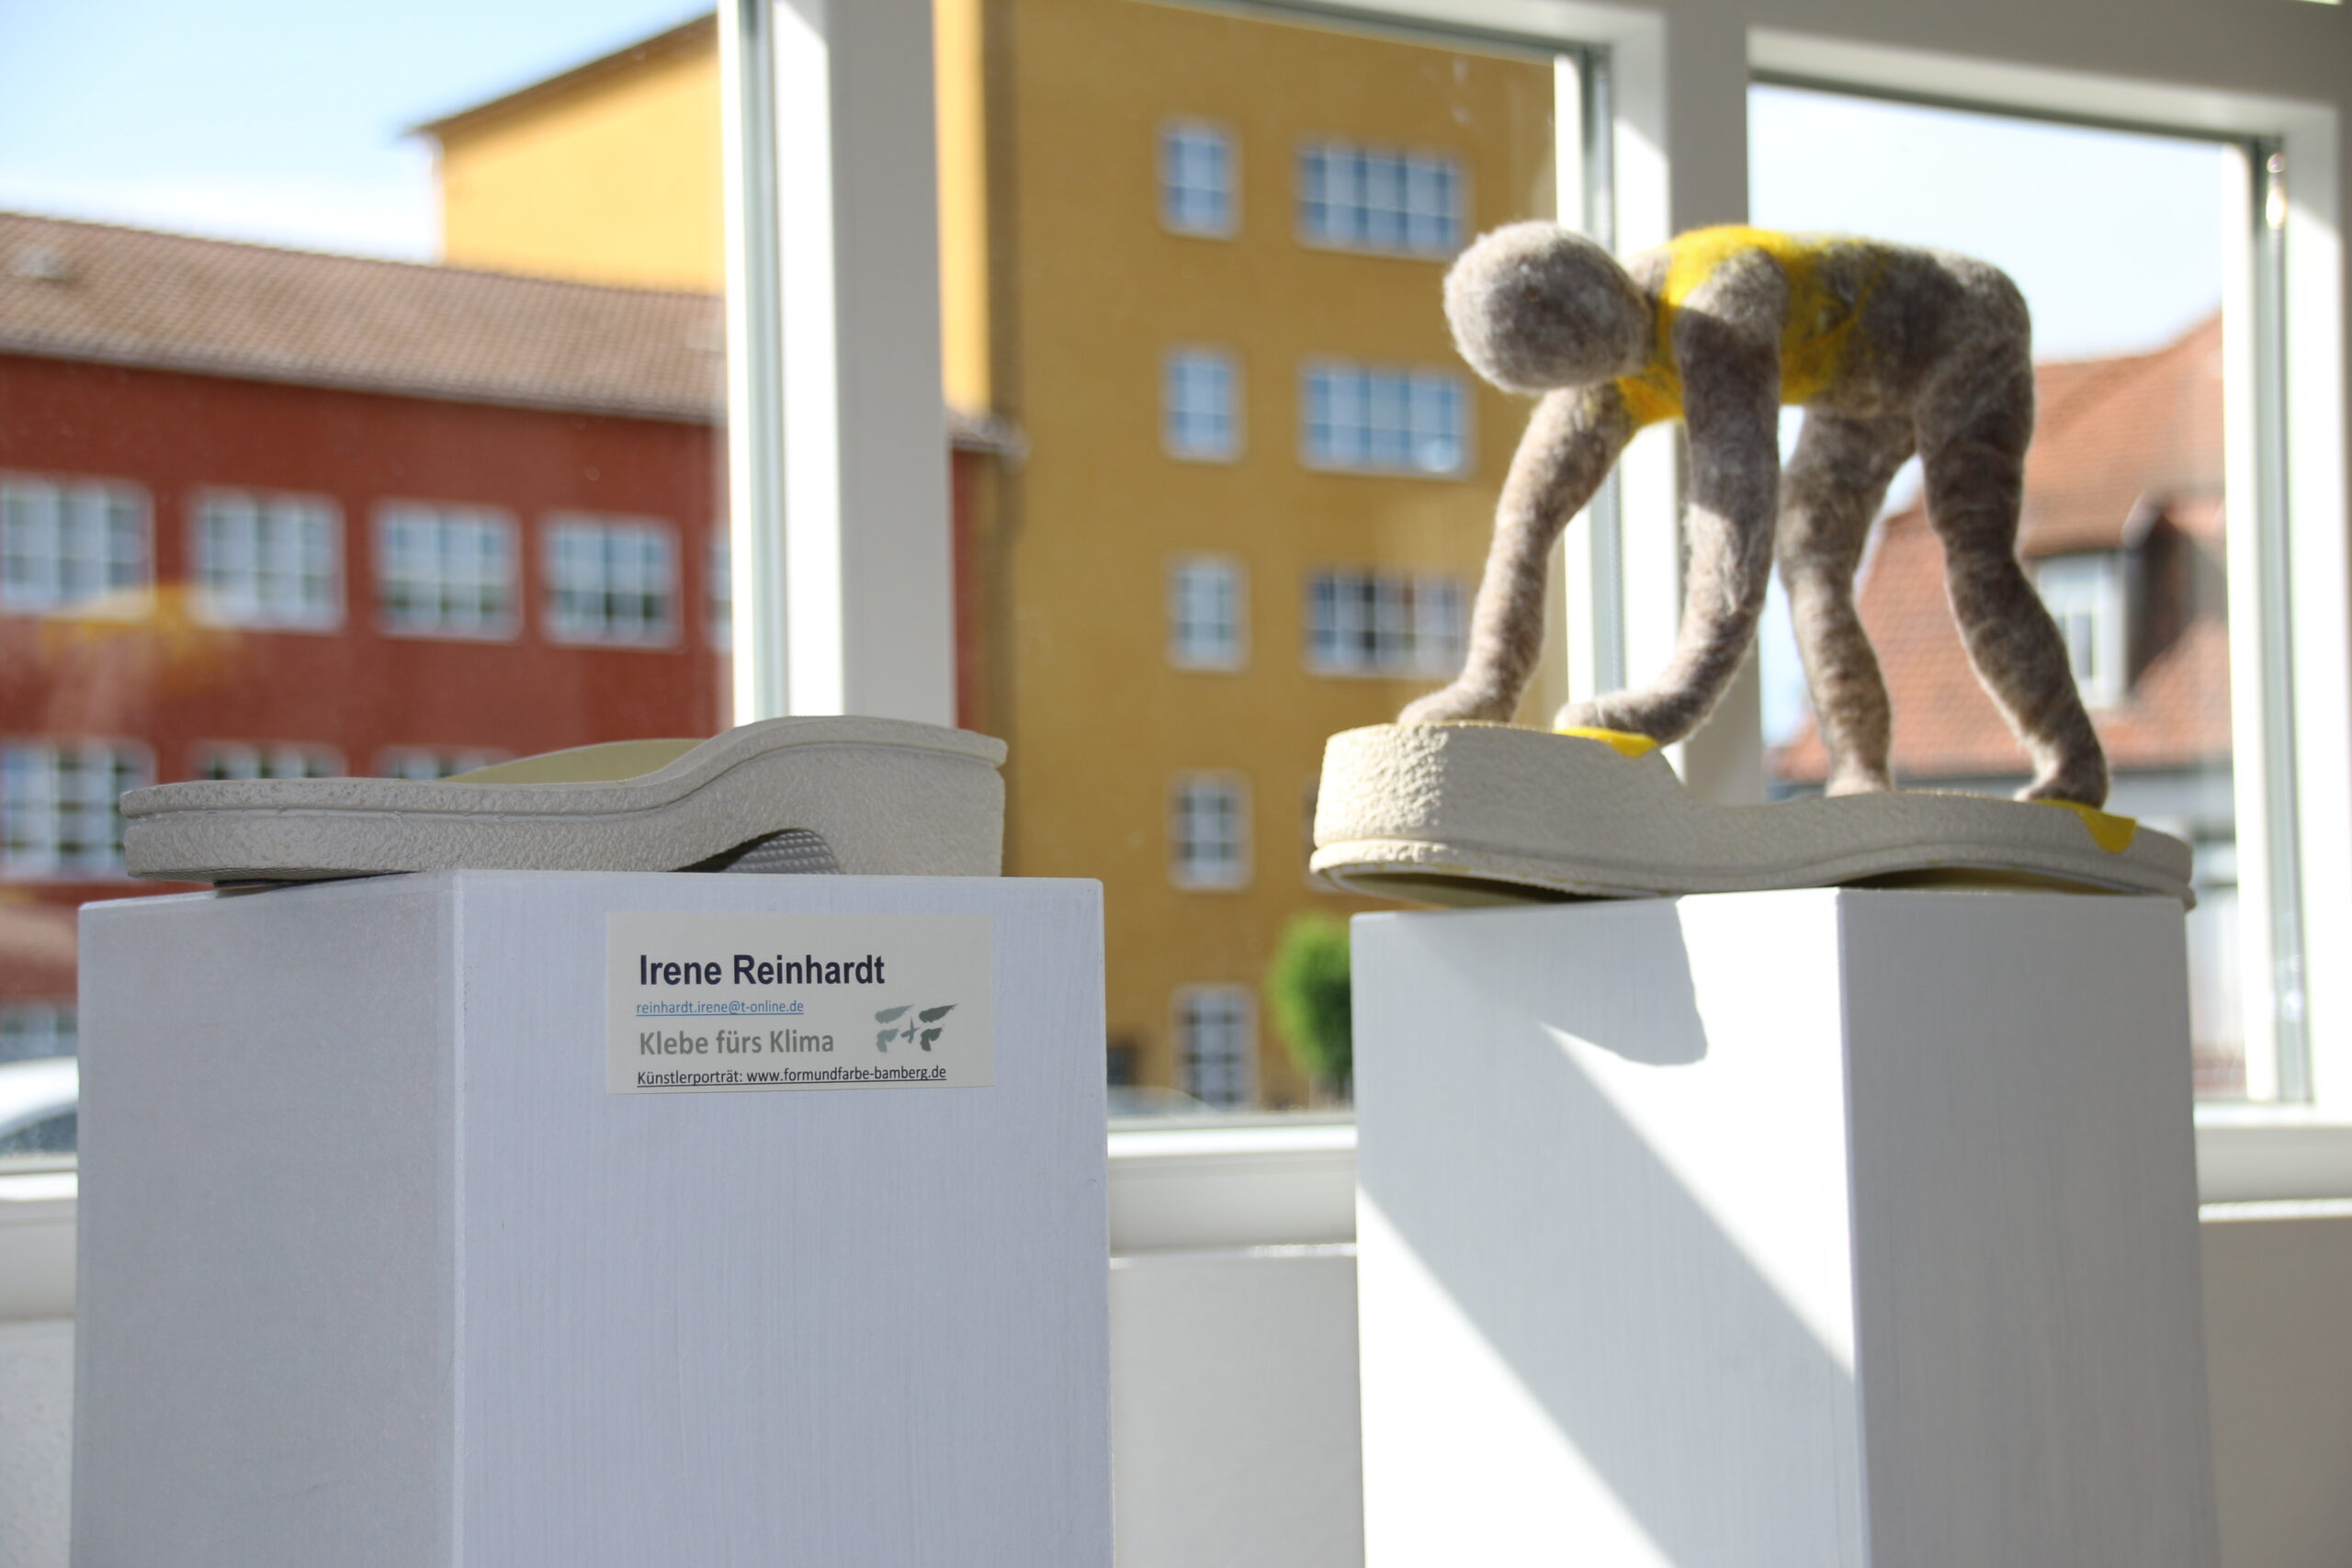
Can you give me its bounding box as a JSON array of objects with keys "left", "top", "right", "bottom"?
[{"left": 8, "top": 1173, "right": 2351, "bottom": 1567}]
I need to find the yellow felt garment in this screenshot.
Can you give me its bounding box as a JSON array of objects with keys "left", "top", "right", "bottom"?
[{"left": 1613, "top": 226, "right": 1879, "bottom": 429}]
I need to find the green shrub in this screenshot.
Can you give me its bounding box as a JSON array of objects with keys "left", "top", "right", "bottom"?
[{"left": 1266, "top": 913, "right": 1351, "bottom": 1098}]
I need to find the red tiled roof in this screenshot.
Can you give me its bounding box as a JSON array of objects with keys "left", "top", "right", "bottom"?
[
  {"left": 0, "top": 210, "right": 726, "bottom": 422},
  {"left": 1774, "top": 315, "right": 2230, "bottom": 784}
]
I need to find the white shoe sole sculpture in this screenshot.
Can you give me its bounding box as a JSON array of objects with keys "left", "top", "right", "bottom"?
[
  {"left": 1310, "top": 723, "right": 2192, "bottom": 907},
  {"left": 123, "top": 717, "right": 1006, "bottom": 885}
]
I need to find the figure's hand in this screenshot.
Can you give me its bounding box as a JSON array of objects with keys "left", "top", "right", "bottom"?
[{"left": 1399, "top": 683, "right": 1513, "bottom": 726}]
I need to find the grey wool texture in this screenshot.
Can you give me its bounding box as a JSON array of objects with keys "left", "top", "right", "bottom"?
[{"left": 1403, "top": 221, "right": 2109, "bottom": 807}]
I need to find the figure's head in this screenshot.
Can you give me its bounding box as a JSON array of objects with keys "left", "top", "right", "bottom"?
[{"left": 1444, "top": 222, "right": 1649, "bottom": 394}]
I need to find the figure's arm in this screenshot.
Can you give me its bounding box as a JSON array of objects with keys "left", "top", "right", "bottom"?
[
  {"left": 1557, "top": 261, "right": 1782, "bottom": 740},
  {"left": 1400, "top": 387, "right": 1633, "bottom": 724}
]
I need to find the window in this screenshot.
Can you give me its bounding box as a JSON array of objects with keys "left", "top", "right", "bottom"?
[
  {"left": 0, "top": 474, "right": 148, "bottom": 612},
  {"left": 192, "top": 491, "right": 340, "bottom": 628},
  {"left": 0, "top": 1003, "right": 74, "bottom": 1064},
  {"left": 377, "top": 503, "right": 515, "bottom": 637},
  {"left": 709, "top": 531, "right": 731, "bottom": 651},
  {"left": 1301, "top": 362, "right": 1466, "bottom": 475},
  {"left": 1306, "top": 570, "right": 1468, "bottom": 675},
  {"left": 2034, "top": 552, "right": 2129, "bottom": 709},
  {"left": 1168, "top": 555, "right": 1245, "bottom": 670},
  {"left": 546, "top": 514, "right": 676, "bottom": 646},
  {"left": 1173, "top": 985, "right": 1254, "bottom": 1109},
  {"left": 1164, "top": 350, "right": 1241, "bottom": 461},
  {"left": 194, "top": 742, "right": 343, "bottom": 781},
  {"left": 1160, "top": 121, "right": 1236, "bottom": 237},
  {"left": 1297, "top": 140, "right": 1463, "bottom": 256},
  {"left": 1170, "top": 773, "right": 1250, "bottom": 889},
  {"left": 0, "top": 742, "right": 147, "bottom": 876},
  {"left": 378, "top": 747, "right": 507, "bottom": 781}
]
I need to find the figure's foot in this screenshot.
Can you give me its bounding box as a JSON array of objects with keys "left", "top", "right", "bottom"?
[
  {"left": 1400, "top": 683, "right": 1513, "bottom": 726},
  {"left": 1826, "top": 766, "right": 1894, "bottom": 797},
  {"left": 1553, "top": 694, "right": 1684, "bottom": 745},
  {"left": 2018, "top": 750, "right": 2109, "bottom": 808}
]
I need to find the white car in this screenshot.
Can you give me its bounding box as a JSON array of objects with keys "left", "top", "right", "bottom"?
[{"left": 0, "top": 1056, "right": 76, "bottom": 1157}]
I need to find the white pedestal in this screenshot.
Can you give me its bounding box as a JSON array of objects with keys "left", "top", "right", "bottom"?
[
  {"left": 73, "top": 872, "right": 1109, "bottom": 1568},
  {"left": 1352, "top": 889, "right": 2219, "bottom": 1568}
]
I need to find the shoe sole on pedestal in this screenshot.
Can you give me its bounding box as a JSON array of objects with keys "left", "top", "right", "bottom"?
[
  {"left": 121, "top": 716, "right": 1006, "bottom": 885},
  {"left": 1309, "top": 723, "right": 2193, "bottom": 907}
]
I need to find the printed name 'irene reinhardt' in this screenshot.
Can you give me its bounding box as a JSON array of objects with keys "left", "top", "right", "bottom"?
[
  {"left": 640, "top": 1028, "right": 835, "bottom": 1055},
  {"left": 637, "top": 953, "right": 887, "bottom": 987}
]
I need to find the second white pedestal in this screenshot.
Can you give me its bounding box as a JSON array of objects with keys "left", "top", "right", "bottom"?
[
  {"left": 74, "top": 871, "right": 1109, "bottom": 1568},
  {"left": 1352, "top": 889, "right": 2218, "bottom": 1568}
]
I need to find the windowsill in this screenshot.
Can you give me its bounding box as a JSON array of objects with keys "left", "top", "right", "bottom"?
[{"left": 2193, "top": 1105, "right": 2352, "bottom": 1203}]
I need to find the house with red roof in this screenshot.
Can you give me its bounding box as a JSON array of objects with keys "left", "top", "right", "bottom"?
[
  {"left": 1771, "top": 313, "right": 2242, "bottom": 1086},
  {"left": 0, "top": 211, "right": 1000, "bottom": 1069}
]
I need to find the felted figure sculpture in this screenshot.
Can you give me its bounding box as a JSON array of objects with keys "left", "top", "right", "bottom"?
[{"left": 1401, "top": 221, "right": 2109, "bottom": 808}]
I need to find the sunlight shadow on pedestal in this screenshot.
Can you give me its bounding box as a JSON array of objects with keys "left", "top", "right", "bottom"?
[{"left": 1354, "top": 895, "right": 1867, "bottom": 1568}]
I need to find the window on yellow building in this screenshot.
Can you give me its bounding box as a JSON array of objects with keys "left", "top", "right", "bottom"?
[
  {"left": 1163, "top": 349, "right": 1242, "bottom": 461},
  {"left": 1160, "top": 121, "right": 1238, "bottom": 237},
  {"left": 1306, "top": 570, "right": 1467, "bottom": 676},
  {"left": 1300, "top": 362, "right": 1466, "bottom": 476},
  {"left": 1295, "top": 140, "right": 1463, "bottom": 255},
  {"left": 1167, "top": 555, "right": 1246, "bottom": 671},
  {"left": 1173, "top": 984, "right": 1255, "bottom": 1109},
  {"left": 1170, "top": 773, "right": 1250, "bottom": 890}
]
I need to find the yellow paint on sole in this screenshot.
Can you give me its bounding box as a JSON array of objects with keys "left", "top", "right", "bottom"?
[
  {"left": 1555, "top": 727, "right": 1659, "bottom": 760},
  {"left": 2039, "top": 798, "right": 2139, "bottom": 854}
]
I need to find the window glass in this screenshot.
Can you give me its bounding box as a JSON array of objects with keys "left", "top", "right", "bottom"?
[
  {"left": 378, "top": 503, "right": 517, "bottom": 637},
  {"left": 0, "top": 476, "right": 149, "bottom": 612},
  {"left": 1306, "top": 569, "right": 1468, "bottom": 676},
  {"left": 1168, "top": 555, "right": 1245, "bottom": 670},
  {"left": 196, "top": 742, "right": 343, "bottom": 780},
  {"left": 1163, "top": 349, "right": 1242, "bottom": 461},
  {"left": 1751, "top": 85, "right": 2254, "bottom": 1098},
  {"left": 194, "top": 492, "right": 340, "bottom": 629},
  {"left": 1302, "top": 363, "right": 1467, "bottom": 475},
  {"left": 1297, "top": 141, "right": 1464, "bottom": 255},
  {"left": 1173, "top": 985, "right": 1255, "bottom": 1109},
  {"left": 1160, "top": 122, "right": 1237, "bottom": 237},
  {"left": 546, "top": 514, "right": 676, "bottom": 646},
  {"left": 1170, "top": 773, "right": 1251, "bottom": 890}
]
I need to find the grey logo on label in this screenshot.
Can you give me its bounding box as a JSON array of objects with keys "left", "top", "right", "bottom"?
[{"left": 875, "top": 1002, "right": 958, "bottom": 1052}]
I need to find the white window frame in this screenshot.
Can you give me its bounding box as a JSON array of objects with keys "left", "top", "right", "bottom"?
[
  {"left": 1170, "top": 772, "right": 1252, "bottom": 891},
  {"left": 375, "top": 502, "right": 519, "bottom": 641},
  {"left": 1168, "top": 554, "right": 1248, "bottom": 671},
  {"left": 189, "top": 489, "right": 343, "bottom": 631},
  {"left": 1160, "top": 119, "right": 1239, "bottom": 238},
  {"left": 0, "top": 473, "right": 150, "bottom": 615},
  {"left": 543, "top": 513, "right": 680, "bottom": 649},
  {"left": 1299, "top": 360, "right": 1470, "bottom": 477},
  {"left": 1163, "top": 348, "right": 1244, "bottom": 462},
  {"left": 1172, "top": 984, "right": 1257, "bottom": 1110},
  {"left": 0, "top": 739, "right": 150, "bottom": 879},
  {"left": 719, "top": 0, "right": 2352, "bottom": 1197}
]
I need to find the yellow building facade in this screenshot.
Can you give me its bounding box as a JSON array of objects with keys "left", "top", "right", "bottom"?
[{"left": 427, "top": 0, "right": 1558, "bottom": 1108}]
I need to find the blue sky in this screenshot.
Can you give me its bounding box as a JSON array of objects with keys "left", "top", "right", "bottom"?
[{"left": 0, "top": 0, "right": 706, "bottom": 258}]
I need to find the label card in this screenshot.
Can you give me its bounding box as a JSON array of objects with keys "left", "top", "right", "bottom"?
[{"left": 607, "top": 912, "right": 994, "bottom": 1094}]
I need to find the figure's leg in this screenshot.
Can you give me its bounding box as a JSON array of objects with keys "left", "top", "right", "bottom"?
[
  {"left": 1916, "top": 345, "right": 2109, "bottom": 805},
  {"left": 1776, "top": 411, "right": 1914, "bottom": 795},
  {"left": 1555, "top": 415, "right": 1781, "bottom": 744},
  {"left": 1404, "top": 389, "right": 1628, "bottom": 724}
]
